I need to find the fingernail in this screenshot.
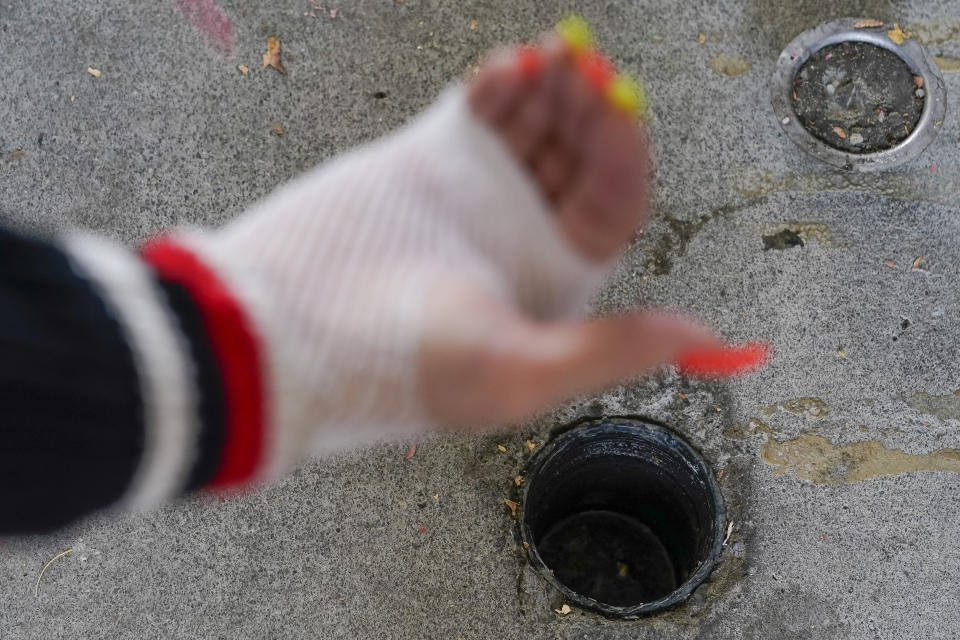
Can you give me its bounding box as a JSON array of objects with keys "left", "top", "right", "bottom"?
[
  {"left": 556, "top": 14, "right": 593, "bottom": 52},
  {"left": 675, "top": 342, "right": 771, "bottom": 378},
  {"left": 577, "top": 49, "right": 615, "bottom": 91},
  {"left": 607, "top": 73, "right": 650, "bottom": 120},
  {"left": 517, "top": 46, "right": 543, "bottom": 77}
]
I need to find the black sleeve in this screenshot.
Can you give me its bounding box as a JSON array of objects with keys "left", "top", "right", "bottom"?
[
  {"left": 0, "top": 226, "right": 226, "bottom": 534},
  {"left": 0, "top": 226, "right": 145, "bottom": 533}
]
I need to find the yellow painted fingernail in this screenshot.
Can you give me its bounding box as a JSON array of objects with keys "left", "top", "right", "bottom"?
[
  {"left": 608, "top": 73, "right": 649, "bottom": 120},
  {"left": 556, "top": 14, "right": 593, "bottom": 52}
]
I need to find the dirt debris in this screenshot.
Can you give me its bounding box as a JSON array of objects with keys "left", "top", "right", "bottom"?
[
  {"left": 887, "top": 24, "right": 909, "bottom": 44},
  {"left": 708, "top": 53, "right": 751, "bottom": 76},
  {"left": 263, "top": 37, "right": 286, "bottom": 73},
  {"left": 762, "top": 434, "right": 960, "bottom": 483}
]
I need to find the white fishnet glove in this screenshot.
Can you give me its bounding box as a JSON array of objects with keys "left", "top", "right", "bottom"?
[{"left": 179, "top": 86, "right": 612, "bottom": 476}]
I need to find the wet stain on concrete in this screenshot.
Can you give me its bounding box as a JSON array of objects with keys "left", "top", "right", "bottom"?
[
  {"left": 640, "top": 192, "right": 865, "bottom": 279},
  {"left": 642, "top": 202, "right": 744, "bottom": 275},
  {"left": 723, "top": 418, "right": 776, "bottom": 440},
  {"left": 761, "top": 397, "right": 830, "bottom": 418},
  {"left": 904, "top": 389, "right": 960, "bottom": 422},
  {"left": 708, "top": 53, "right": 752, "bottom": 76},
  {"left": 934, "top": 56, "right": 960, "bottom": 71},
  {"left": 762, "top": 434, "right": 960, "bottom": 483},
  {"left": 762, "top": 228, "right": 804, "bottom": 250},
  {"left": 643, "top": 213, "right": 711, "bottom": 275},
  {"left": 907, "top": 20, "right": 960, "bottom": 46},
  {"left": 736, "top": 168, "right": 960, "bottom": 207}
]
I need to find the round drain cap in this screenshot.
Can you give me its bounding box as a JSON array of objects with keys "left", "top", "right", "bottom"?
[{"left": 771, "top": 18, "right": 946, "bottom": 170}]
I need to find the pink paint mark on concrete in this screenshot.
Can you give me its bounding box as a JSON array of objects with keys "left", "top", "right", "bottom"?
[{"left": 169, "top": 0, "right": 235, "bottom": 57}]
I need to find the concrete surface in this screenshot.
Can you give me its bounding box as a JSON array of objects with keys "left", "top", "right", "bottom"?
[{"left": 2, "top": 0, "right": 959, "bottom": 637}]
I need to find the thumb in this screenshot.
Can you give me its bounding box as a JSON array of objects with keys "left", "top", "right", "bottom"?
[
  {"left": 422, "top": 305, "right": 718, "bottom": 427},
  {"left": 512, "top": 310, "right": 719, "bottom": 413}
]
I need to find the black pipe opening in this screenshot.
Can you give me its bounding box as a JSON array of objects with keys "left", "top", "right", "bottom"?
[{"left": 521, "top": 418, "right": 725, "bottom": 617}]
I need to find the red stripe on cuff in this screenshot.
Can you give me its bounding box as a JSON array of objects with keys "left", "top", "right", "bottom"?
[{"left": 141, "top": 237, "right": 265, "bottom": 488}]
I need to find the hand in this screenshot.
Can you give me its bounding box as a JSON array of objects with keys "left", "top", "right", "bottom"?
[{"left": 420, "top": 35, "right": 717, "bottom": 427}]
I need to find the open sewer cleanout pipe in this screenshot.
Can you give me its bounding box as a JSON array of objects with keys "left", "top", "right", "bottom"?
[{"left": 521, "top": 417, "right": 725, "bottom": 617}]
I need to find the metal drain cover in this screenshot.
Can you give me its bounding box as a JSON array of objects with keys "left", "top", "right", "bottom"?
[{"left": 771, "top": 18, "right": 946, "bottom": 171}]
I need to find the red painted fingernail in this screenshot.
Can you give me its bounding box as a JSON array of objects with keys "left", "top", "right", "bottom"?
[
  {"left": 675, "top": 341, "right": 771, "bottom": 378},
  {"left": 517, "top": 46, "right": 543, "bottom": 77},
  {"left": 577, "top": 49, "right": 616, "bottom": 91}
]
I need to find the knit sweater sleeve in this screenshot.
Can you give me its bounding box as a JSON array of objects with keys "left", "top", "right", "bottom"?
[{"left": 0, "top": 225, "right": 228, "bottom": 533}]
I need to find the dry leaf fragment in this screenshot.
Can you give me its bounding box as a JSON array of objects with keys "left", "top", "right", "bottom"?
[
  {"left": 404, "top": 443, "right": 417, "bottom": 459},
  {"left": 555, "top": 604, "right": 572, "bottom": 615},
  {"left": 522, "top": 541, "right": 530, "bottom": 549},
  {"left": 503, "top": 499, "right": 520, "bottom": 518},
  {"left": 514, "top": 474, "right": 524, "bottom": 487},
  {"left": 497, "top": 444, "right": 507, "bottom": 453},
  {"left": 887, "top": 24, "right": 906, "bottom": 44},
  {"left": 237, "top": 64, "right": 249, "bottom": 76},
  {"left": 263, "top": 37, "right": 286, "bottom": 73},
  {"left": 417, "top": 524, "right": 427, "bottom": 534},
  {"left": 87, "top": 67, "right": 101, "bottom": 78},
  {"left": 469, "top": 19, "right": 478, "bottom": 29},
  {"left": 911, "top": 256, "right": 923, "bottom": 270},
  {"left": 837, "top": 347, "right": 846, "bottom": 358},
  {"left": 854, "top": 18, "right": 884, "bottom": 28},
  {"left": 883, "top": 259, "right": 897, "bottom": 268},
  {"left": 338, "top": 596, "right": 347, "bottom": 601},
  {"left": 270, "top": 123, "right": 284, "bottom": 136},
  {"left": 832, "top": 126, "right": 847, "bottom": 139},
  {"left": 525, "top": 440, "right": 536, "bottom": 452},
  {"left": 697, "top": 32, "right": 706, "bottom": 44},
  {"left": 913, "top": 75, "right": 923, "bottom": 88},
  {"left": 677, "top": 392, "right": 687, "bottom": 400}
]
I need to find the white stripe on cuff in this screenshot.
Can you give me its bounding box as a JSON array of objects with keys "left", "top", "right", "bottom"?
[{"left": 63, "top": 234, "right": 198, "bottom": 510}]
